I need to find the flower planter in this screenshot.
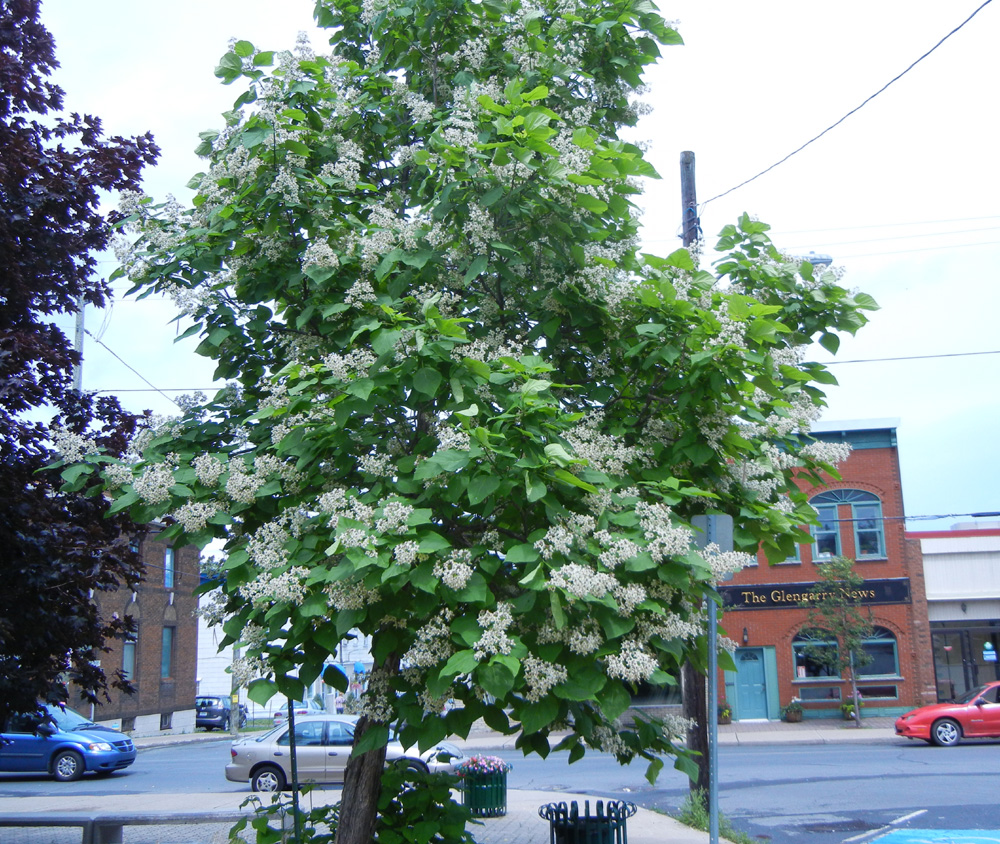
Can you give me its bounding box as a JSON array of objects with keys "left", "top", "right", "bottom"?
[
  {"left": 462, "top": 769, "right": 508, "bottom": 818},
  {"left": 783, "top": 709, "right": 803, "bottom": 723}
]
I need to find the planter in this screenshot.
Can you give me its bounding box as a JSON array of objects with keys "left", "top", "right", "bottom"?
[
  {"left": 718, "top": 713, "right": 732, "bottom": 725},
  {"left": 462, "top": 770, "right": 507, "bottom": 818},
  {"left": 783, "top": 709, "right": 803, "bottom": 723}
]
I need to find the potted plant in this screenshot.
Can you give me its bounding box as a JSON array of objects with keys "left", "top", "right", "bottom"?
[
  {"left": 781, "top": 700, "right": 804, "bottom": 722},
  {"left": 456, "top": 754, "right": 512, "bottom": 818},
  {"left": 840, "top": 699, "right": 864, "bottom": 720},
  {"left": 717, "top": 703, "right": 732, "bottom": 725}
]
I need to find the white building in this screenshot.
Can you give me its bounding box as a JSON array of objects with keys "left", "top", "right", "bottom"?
[{"left": 909, "top": 521, "right": 1000, "bottom": 701}]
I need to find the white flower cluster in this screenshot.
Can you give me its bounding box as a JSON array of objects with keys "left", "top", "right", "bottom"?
[
  {"left": 567, "top": 620, "right": 604, "bottom": 655},
  {"left": 358, "top": 452, "right": 394, "bottom": 478},
  {"left": 302, "top": 239, "right": 341, "bottom": 270},
  {"left": 225, "top": 460, "right": 265, "bottom": 504},
  {"left": 433, "top": 548, "right": 475, "bottom": 590},
  {"left": 635, "top": 501, "right": 693, "bottom": 563},
  {"left": 588, "top": 725, "right": 629, "bottom": 759},
  {"left": 231, "top": 653, "right": 271, "bottom": 687},
  {"left": 800, "top": 441, "right": 852, "bottom": 466},
  {"left": 613, "top": 582, "right": 647, "bottom": 616},
  {"left": 548, "top": 563, "right": 618, "bottom": 600},
  {"left": 696, "top": 543, "right": 754, "bottom": 584},
  {"left": 595, "top": 534, "right": 640, "bottom": 570},
  {"left": 522, "top": 656, "right": 568, "bottom": 702},
  {"left": 374, "top": 500, "right": 413, "bottom": 535},
  {"left": 356, "top": 670, "right": 395, "bottom": 723},
  {"left": 474, "top": 602, "right": 514, "bottom": 660},
  {"left": 193, "top": 453, "right": 226, "bottom": 487},
  {"left": 103, "top": 462, "right": 135, "bottom": 489},
  {"left": 50, "top": 425, "right": 97, "bottom": 463},
  {"left": 344, "top": 280, "right": 377, "bottom": 308},
  {"left": 403, "top": 609, "right": 454, "bottom": 668},
  {"left": 564, "top": 412, "right": 650, "bottom": 476},
  {"left": 393, "top": 540, "right": 420, "bottom": 566},
  {"left": 322, "top": 348, "right": 377, "bottom": 382},
  {"left": 391, "top": 78, "right": 435, "bottom": 123},
  {"left": 605, "top": 638, "right": 658, "bottom": 684},
  {"left": 534, "top": 524, "right": 574, "bottom": 560},
  {"left": 238, "top": 566, "right": 309, "bottom": 608},
  {"left": 324, "top": 579, "right": 381, "bottom": 611},
  {"left": 134, "top": 462, "right": 175, "bottom": 504},
  {"left": 246, "top": 522, "right": 291, "bottom": 570},
  {"left": 171, "top": 501, "right": 219, "bottom": 533},
  {"left": 435, "top": 425, "right": 470, "bottom": 452}
]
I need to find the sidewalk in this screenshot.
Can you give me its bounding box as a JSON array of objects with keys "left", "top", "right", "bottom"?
[{"left": 0, "top": 717, "right": 900, "bottom": 844}]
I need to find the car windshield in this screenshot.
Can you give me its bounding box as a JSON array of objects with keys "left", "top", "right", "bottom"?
[
  {"left": 955, "top": 685, "right": 989, "bottom": 704},
  {"left": 45, "top": 704, "right": 97, "bottom": 732}
]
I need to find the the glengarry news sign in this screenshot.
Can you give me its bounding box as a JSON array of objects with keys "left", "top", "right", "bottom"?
[{"left": 719, "top": 578, "right": 911, "bottom": 611}]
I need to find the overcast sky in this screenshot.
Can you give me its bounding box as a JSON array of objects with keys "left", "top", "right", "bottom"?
[{"left": 39, "top": 0, "right": 999, "bottom": 530}]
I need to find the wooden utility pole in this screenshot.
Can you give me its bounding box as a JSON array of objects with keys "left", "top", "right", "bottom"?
[{"left": 679, "top": 150, "right": 710, "bottom": 796}]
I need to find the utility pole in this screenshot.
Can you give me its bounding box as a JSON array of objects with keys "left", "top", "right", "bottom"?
[
  {"left": 73, "top": 297, "right": 85, "bottom": 392},
  {"left": 679, "top": 150, "right": 709, "bottom": 796}
]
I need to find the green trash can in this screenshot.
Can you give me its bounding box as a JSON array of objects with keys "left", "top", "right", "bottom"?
[{"left": 539, "top": 800, "right": 637, "bottom": 844}]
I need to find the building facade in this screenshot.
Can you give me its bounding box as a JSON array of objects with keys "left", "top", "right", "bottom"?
[
  {"left": 908, "top": 522, "right": 1000, "bottom": 702},
  {"left": 74, "top": 530, "right": 200, "bottom": 735},
  {"left": 718, "top": 423, "right": 936, "bottom": 720}
]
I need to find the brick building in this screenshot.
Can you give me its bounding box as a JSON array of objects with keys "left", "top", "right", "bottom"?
[
  {"left": 73, "top": 529, "right": 200, "bottom": 736},
  {"left": 718, "top": 421, "right": 936, "bottom": 720}
]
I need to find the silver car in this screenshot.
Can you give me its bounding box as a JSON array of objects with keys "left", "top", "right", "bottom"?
[{"left": 225, "top": 715, "right": 463, "bottom": 792}]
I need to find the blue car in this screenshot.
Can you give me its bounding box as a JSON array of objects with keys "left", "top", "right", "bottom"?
[{"left": 0, "top": 704, "right": 136, "bottom": 781}]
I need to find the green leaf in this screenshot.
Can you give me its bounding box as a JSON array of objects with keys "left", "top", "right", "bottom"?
[
  {"left": 467, "top": 473, "right": 501, "bottom": 505},
  {"left": 353, "top": 724, "right": 390, "bottom": 757},
  {"left": 463, "top": 255, "right": 488, "bottom": 283},
  {"left": 505, "top": 543, "right": 539, "bottom": 564},
  {"left": 413, "top": 368, "right": 443, "bottom": 396},
  {"left": 441, "top": 649, "right": 479, "bottom": 678},
  {"left": 247, "top": 678, "right": 278, "bottom": 706},
  {"left": 519, "top": 697, "right": 560, "bottom": 734},
  {"left": 478, "top": 661, "right": 516, "bottom": 699},
  {"left": 233, "top": 40, "right": 255, "bottom": 57},
  {"left": 525, "top": 472, "right": 546, "bottom": 502}
]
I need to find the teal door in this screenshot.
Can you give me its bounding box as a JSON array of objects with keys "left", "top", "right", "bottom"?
[{"left": 735, "top": 648, "right": 768, "bottom": 719}]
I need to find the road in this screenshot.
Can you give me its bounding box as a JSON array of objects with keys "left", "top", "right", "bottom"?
[{"left": 2, "top": 737, "right": 1000, "bottom": 844}]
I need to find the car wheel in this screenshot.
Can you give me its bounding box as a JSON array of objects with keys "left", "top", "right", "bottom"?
[
  {"left": 222, "top": 714, "right": 230, "bottom": 731},
  {"left": 397, "top": 757, "right": 429, "bottom": 774},
  {"left": 52, "top": 750, "right": 85, "bottom": 782},
  {"left": 931, "top": 718, "right": 962, "bottom": 747},
  {"left": 251, "top": 764, "right": 287, "bottom": 793}
]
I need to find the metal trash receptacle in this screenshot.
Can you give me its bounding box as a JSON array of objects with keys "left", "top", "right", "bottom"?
[{"left": 539, "top": 800, "right": 637, "bottom": 844}]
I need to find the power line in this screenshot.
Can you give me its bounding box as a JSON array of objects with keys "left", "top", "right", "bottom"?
[
  {"left": 774, "top": 215, "right": 1000, "bottom": 237},
  {"left": 824, "top": 350, "right": 1000, "bottom": 366},
  {"left": 783, "top": 226, "right": 1000, "bottom": 250},
  {"left": 701, "top": 0, "right": 995, "bottom": 209},
  {"left": 84, "top": 331, "right": 182, "bottom": 409}
]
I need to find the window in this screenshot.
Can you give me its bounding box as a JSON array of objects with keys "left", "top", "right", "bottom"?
[
  {"left": 161, "top": 626, "right": 174, "bottom": 679},
  {"left": 858, "top": 626, "right": 899, "bottom": 677},
  {"left": 780, "top": 544, "right": 802, "bottom": 565},
  {"left": 810, "top": 490, "right": 885, "bottom": 560},
  {"left": 164, "top": 547, "right": 175, "bottom": 589},
  {"left": 792, "top": 629, "right": 839, "bottom": 678},
  {"left": 811, "top": 504, "right": 839, "bottom": 558},
  {"left": 122, "top": 637, "right": 137, "bottom": 682},
  {"left": 277, "top": 721, "right": 326, "bottom": 747}
]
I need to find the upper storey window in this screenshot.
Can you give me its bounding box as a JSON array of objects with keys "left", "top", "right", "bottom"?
[{"left": 809, "top": 489, "right": 885, "bottom": 560}]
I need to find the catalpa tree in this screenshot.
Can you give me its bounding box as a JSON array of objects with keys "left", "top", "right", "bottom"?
[{"left": 61, "top": 0, "right": 874, "bottom": 839}]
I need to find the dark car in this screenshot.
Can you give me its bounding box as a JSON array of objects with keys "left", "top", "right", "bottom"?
[
  {"left": 196, "top": 695, "right": 248, "bottom": 731},
  {"left": 0, "top": 704, "right": 136, "bottom": 781},
  {"left": 895, "top": 681, "right": 1000, "bottom": 746}
]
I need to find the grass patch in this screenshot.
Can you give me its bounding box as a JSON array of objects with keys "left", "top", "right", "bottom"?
[{"left": 673, "top": 789, "right": 756, "bottom": 844}]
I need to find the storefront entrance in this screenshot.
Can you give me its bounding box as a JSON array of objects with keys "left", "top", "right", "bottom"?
[
  {"left": 931, "top": 622, "right": 1000, "bottom": 702},
  {"left": 734, "top": 648, "right": 769, "bottom": 719}
]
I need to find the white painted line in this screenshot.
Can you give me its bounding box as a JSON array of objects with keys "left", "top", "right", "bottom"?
[
  {"left": 891, "top": 811, "right": 928, "bottom": 826},
  {"left": 843, "top": 825, "right": 890, "bottom": 843}
]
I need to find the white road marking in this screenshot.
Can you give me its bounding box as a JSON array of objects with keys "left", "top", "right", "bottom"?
[{"left": 842, "top": 810, "right": 929, "bottom": 843}]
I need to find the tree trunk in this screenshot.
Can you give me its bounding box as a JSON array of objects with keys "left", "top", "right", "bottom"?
[
  {"left": 682, "top": 660, "right": 710, "bottom": 794},
  {"left": 334, "top": 714, "right": 388, "bottom": 844},
  {"left": 334, "top": 655, "right": 399, "bottom": 844}
]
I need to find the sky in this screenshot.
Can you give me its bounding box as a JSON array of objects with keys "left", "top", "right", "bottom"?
[{"left": 38, "top": 0, "right": 1000, "bottom": 531}]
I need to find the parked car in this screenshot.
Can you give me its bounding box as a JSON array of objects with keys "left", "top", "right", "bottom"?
[
  {"left": 225, "top": 714, "right": 463, "bottom": 792},
  {"left": 895, "top": 681, "right": 1000, "bottom": 746},
  {"left": 271, "top": 699, "right": 325, "bottom": 725},
  {"left": 196, "top": 695, "right": 248, "bottom": 731},
  {"left": 0, "top": 704, "right": 136, "bottom": 781}
]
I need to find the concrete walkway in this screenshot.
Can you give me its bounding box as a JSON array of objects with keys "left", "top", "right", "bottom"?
[{"left": 0, "top": 717, "right": 901, "bottom": 844}]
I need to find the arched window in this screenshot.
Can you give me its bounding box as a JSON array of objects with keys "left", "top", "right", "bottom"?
[
  {"left": 792, "top": 629, "right": 839, "bottom": 678},
  {"left": 809, "top": 489, "right": 885, "bottom": 560},
  {"left": 858, "top": 626, "right": 899, "bottom": 677}
]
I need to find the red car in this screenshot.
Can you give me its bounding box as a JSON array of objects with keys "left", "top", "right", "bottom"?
[{"left": 895, "top": 681, "right": 1000, "bottom": 746}]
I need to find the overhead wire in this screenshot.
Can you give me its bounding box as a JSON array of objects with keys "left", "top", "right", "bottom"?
[{"left": 700, "top": 0, "right": 995, "bottom": 210}]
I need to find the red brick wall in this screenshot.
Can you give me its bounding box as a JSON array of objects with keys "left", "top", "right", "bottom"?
[{"left": 721, "top": 436, "right": 933, "bottom": 715}]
